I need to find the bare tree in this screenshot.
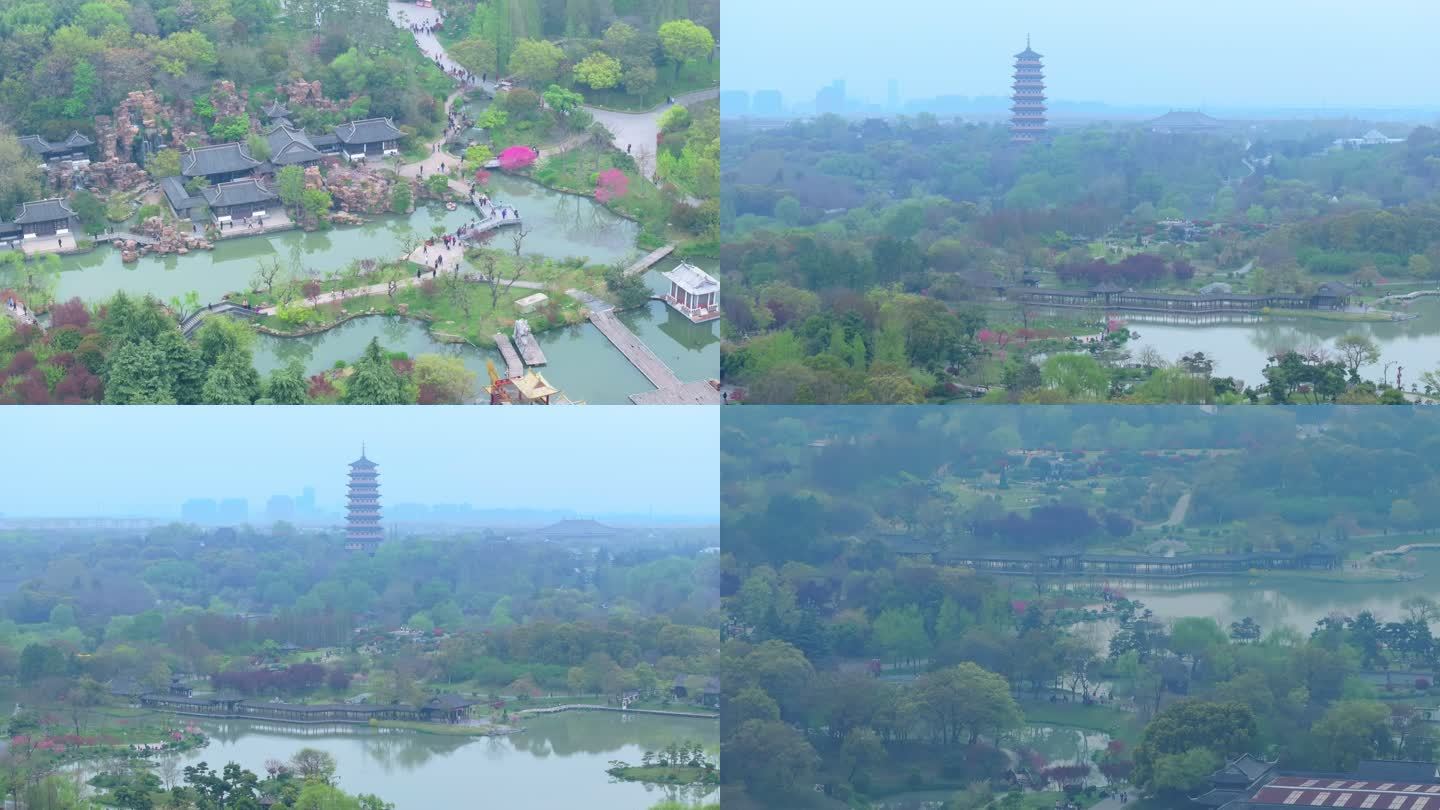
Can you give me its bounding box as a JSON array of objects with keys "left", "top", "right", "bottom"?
[
  {"left": 508, "top": 226, "right": 531, "bottom": 258},
  {"left": 252, "top": 257, "right": 282, "bottom": 295},
  {"left": 480, "top": 250, "right": 528, "bottom": 310}
]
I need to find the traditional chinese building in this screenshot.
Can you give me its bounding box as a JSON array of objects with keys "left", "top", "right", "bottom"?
[
  {"left": 1192, "top": 754, "right": 1440, "bottom": 809},
  {"left": 180, "top": 142, "right": 262, "bottom": 185},
  {"left": 19, "top": 132, "right": 95, "bottom": 165},
  {"left": 263, "top": 124, "right": 326, "bottom": 168},
  {"left": 345, "top": 448, "right": 383, "bottom": 553},
  {"left": 8, "top": 198, "right": 79, "bottom": 238},
  {"left": 661, "top": 262, "right": 721, "bottom": 323},
  {"left": 202, "top": 178, "right": 279, "bottom": 223},
  {"left": 1010, "top": 37, "right": 1047, "bottom": 144},
  {"left": 333, "top": 117, "right": 403, "bottom": 159}
]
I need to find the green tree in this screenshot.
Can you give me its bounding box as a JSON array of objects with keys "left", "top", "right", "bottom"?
[
  {"left": 840, "top": 726, "right": 885, "bottom": 782},
  {"left": 542, "top": 85, "right": 585, "bottom": 115},
  {"left": 1308, "top": 700, "right": 1393, "bottom": 770},
  {"left": 0, "top": 127, "right": 43, "bottom": 217},
  {"left": 449, "top": 38, "right": 498, "bottom": 76},
  {"left": 872, "top": 605, "right": 929, "bottom": 667},
  {"left": 573, "top": 53, "right": 622, "bottom": 89},
  {"left": 1133, "top": 701, "right": 1256, "bottom": 794},
  {"left": 277, "top": 165, "right": 306, "bottom": 210},
  {"left": 725, "top": 720, "right": 819, "bottom": 800},
  {"left": 201, "top": 351, "right": 261, "bottom": 404},
  {"left": 143, "top": 149, "right": 181, "bottom": 180},
  {"left": 1043, "top": 353, "right": 1110, "bottom": 400},
  {"left": 413, "top": 355, "right": 477, "bottom": 404},
  {"left": 342, "top": 338, "right": 411, "bottom": 404},
  {"left": 263, "top": 361, "right": 308, "bottom": 404},
  {"left": 1410, "top": 254, "right": 1435, "bottom": 278},
  {"left": 1333, "top": 333, "right": 1380, "bottom": 381},
  {"left": 657, "top": 19, "right": 714, "bottom": 79},
  {"left": 301, "top": 188, "right": 333, "bottom": 223},
  {"left": 1169, "top": 617, "right": 1229, "bottom": 678},
  {"left": 508, "top": 39, "right": 564, "bottom": 85},
  {"left": 210, "top": 115, "right": 251, "bottom": 142},
  {"left": 913, "top": 663, "right": 1023, "bottom": 744}
]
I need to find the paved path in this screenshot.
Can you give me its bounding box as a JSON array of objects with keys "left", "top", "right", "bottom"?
[
  {"left": 386, "top": 1, "right": 716, "bottom": 181},
  {"left": 3, "top": 299, "right": 40, "bottom": 330},
  {"left": 587, "top": 88, "right": 718, "bottom": 179}
]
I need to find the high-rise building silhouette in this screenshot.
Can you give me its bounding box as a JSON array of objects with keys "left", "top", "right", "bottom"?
[
  {"left": 752, "top": 90, "right": 784, "bottom": 116},
  {"left": 1010, "top": 36, "right": 1048, "bottom": 143},
  {"left": 720, "top": 90, "right": 750, "bottom": 117},
  {"left": 345, "top": 446, "right": 383, "bottom": 553},
  {"left": 816, "top": 80, "right": 846, "bottom": 116}
]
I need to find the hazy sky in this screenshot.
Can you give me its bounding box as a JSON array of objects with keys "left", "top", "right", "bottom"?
[
  {"left": 722, "top": 0, "right": 1440, "bottom": 109},
  {"left": 0, "top": 407, "right": 718, "bottom": 518}
]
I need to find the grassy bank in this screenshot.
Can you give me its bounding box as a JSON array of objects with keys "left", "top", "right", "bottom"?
[{"left": 1018, "top": 702, "right": 1141, "bottom": 745}]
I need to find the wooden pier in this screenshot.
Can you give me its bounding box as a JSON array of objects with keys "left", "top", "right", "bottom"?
[
  {"left": 494, "top": 332, "right": 524, "bottom": 378},
  {"left": 513, "top": 319, "right": 547, "bottom": 365},
  {"left": 622, "top": 244, "right": 676, "bottom": 277},
  {"left": 588, "top": 310, "right": 682, "bottom": 389}
]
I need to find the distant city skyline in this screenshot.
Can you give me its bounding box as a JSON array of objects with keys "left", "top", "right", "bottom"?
[
  {"left": 723, "top": 0, "right": 1440, "bottom": 112},
  {"left": 0, "top": 408, "right": 718, "bottom": 521}
]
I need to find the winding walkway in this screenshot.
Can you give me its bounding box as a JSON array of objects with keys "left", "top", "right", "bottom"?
[{"left": 386, "top": 0, "right": 717, "bottom": 181}]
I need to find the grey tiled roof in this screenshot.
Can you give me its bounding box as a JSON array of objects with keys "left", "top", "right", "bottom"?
[
  {"left": 265, "top": 125, "right": 324, "bottom": 166},
  {"left": 202, "top": 178, "right": 278, "bottom": 208},
  {"left": 181, "top": 142, "right": 261, "bottom": 177},
  {"left": 12, "top": 198, "right": 77, "bottom": 225},
  {"left": 334, "top": 117, "right": 402, "bottom": 144},
  {"left": 161, "top": 176, "right": 205, "bottom": 211}
]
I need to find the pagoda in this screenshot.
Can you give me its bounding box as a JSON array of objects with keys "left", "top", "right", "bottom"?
[
  {"left": 345, "top": 446, "right": 383, "bottom": 553},
  {"left": 1010, "top": 36, "right": 1047, "bottom": 144}
]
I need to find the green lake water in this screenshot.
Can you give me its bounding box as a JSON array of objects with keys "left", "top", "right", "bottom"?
[
  {"left": 44, "top": 172, "right": 717, "bottom": 401},
  {"left": 251, "top": 259, "right": 718, "bottom": 403},
  {"left": 54, "top": 175, "right": 638, "bottom": 305},
  {"left": 1114, "top": 297, "right": 1440, "bottom": 388},
  {"left": 66, "top": 712, "right": 716, "bottom": 810}
]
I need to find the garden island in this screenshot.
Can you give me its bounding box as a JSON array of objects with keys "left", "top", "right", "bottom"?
[{"left": 0, "top": 0, "right": 720, "bottom": 404}]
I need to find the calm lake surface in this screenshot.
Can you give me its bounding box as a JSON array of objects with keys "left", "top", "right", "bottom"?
[
  {"left": 1120, "top": 297, "right": 1440, "bottom": 387},
  {"left": 70, "top": 712, "right": 716, "bottom": 810},
  {"left": 48, "top": 171, "right": 716, "bottom": 402},
  {"left": 54, "top": 175, "right": 638, "bottom": 304},
  {"left": 249, "top": 260, "right": 718, "bottom": 404},
  {"left": 1033, "top": 547, "right": 1440, "bottom": 644}
]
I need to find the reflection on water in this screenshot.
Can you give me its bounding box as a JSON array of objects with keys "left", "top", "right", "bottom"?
[
  {"left": 55, "top": 175, "right": 639, "bottom": 305},
  {"left": 1120, "top": 298, "right": 1440, "bottom": 385},
  {"left": 1042, "top": 550, "right": 1440, "bottom": 643},
  {"left": 131, "top": 713, "right": 717, "bottom": 810}
]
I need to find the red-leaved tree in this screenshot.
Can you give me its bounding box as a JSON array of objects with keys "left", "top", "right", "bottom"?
[
  {"left": 498, "top": 146, "right": 537, "bottom": 171},
  {"left": 594, "top": 168, "right": 629, "bottom": 202}
]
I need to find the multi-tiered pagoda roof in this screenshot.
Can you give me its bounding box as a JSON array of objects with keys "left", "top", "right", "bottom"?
[{"left": 1010, "top": 36, "right": 1047, "bottom": 144}]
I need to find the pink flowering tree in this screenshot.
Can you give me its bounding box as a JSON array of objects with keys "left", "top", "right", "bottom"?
[
  {"left": 497, "top": 146, "right": 537, "bottom": 171},
  {"left": 473, "top": 169, "right": 491, "bottom": 185},
  {"left": 594, "top": 168, "right": 629, "bottom": 203}
]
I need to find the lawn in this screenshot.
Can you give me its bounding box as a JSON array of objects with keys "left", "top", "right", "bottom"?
[
  {"left": 374, "top": 720, "right": 509, "bottom": 737},
  {"left": 246, "top": 252, "right": 602, "bottom": 346}
]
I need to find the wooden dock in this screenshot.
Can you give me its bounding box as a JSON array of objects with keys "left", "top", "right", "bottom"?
[
  {"left": 629, "top": 380, "right": 722, "bottom": 405},
  {"left": 513, "top": 320, "right": 547, "bottom": 365},
  {"left": 494, "top": 332, "right": 524, "bottom": 378},
  {"left": 588, "top": 310, "right": 681, "bottom": 390},
  {"left": 622, "top": 244, "right": 676, "bottom": 277}
]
